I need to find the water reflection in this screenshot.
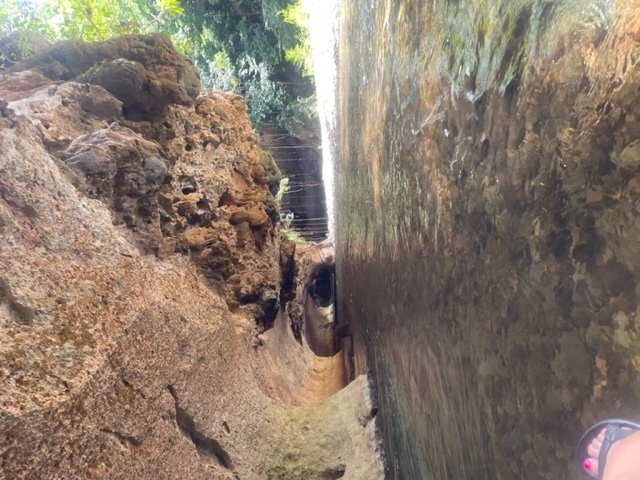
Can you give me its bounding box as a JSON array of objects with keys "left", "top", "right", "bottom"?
[{"left": 336, "top": 0, "right": 640, "bottom": 478}]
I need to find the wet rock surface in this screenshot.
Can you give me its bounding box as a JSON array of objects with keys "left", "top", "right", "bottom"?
[
  {"left": 337, "top": 1, "right": 640, "bottom": 479},
  {"left": 0, "top": 34, "right": 383, "bottom": 479}
]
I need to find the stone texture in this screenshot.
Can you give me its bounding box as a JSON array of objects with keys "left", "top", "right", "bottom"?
[
  {"left": 9, "top": 33, "right": 200, "bottom": 119},
  {"left": 0, "top": 70, "right": 53, "bottom": 100},
  {"left": 0, "top": 34, "right": 383, "bottom": 480},
  {"left": 337, "top": 2, "right": 640, "bottom": 479},
  {"left": 294, "top": 241, "right": 337, "bottom": 357},
  {"left": 4, "top": 81, "right": 122, "bottom": 154}
]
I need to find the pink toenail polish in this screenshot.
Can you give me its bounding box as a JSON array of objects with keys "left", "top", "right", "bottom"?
[{"left": 584, "top": 459, "right": 592, "bottom": 470}]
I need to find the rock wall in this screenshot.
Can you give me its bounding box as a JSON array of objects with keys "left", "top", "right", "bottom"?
[
  {"left": 336, "top": 2, "right": 640, "bottom": 479},
  {"left": 0, "top": 34, "right": 383, "bottom": 479}
]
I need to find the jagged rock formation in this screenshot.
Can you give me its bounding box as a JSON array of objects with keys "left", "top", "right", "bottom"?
[
  {"left": 0, "top": 34, "right": 383, "bottom": 479},
  {"left": 9, "top": 34, "right": 200, "bottom": 119}
]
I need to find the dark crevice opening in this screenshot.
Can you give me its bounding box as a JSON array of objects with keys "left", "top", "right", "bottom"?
[
  {"left": 303, "top": 264, "right": 338, "bottom": 357},
  {"left": 166, "top": 385, "right": 234, "bottom": 471},
  {"left": 309, "top": 265, "right": 334, "bottom": 308}
]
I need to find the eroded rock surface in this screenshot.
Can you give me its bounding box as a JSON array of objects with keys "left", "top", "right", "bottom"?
[
  {"left": 9, "top": 33, "right": 200, "bottom": 119},
  {"left": 0, "top": 34, "right": 383, "bottom": 480}
]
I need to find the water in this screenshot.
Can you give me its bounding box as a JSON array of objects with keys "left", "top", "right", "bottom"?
[
  {"left": 307, "top": 0, "right": 339, "bottom": 240},
  {"left": 334, "top": 1, "right": 640, "bottom": 478}
]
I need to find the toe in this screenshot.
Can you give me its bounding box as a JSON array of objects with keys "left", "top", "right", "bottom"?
[
  {"left": 588, "top": 441, "right": 600, "bottom": 458},
  {"left": 583, "top": 457, "right": 600, "bottom": 477},
  {"left": 587, "top": 429, "right": 605, "bottom": 458}
]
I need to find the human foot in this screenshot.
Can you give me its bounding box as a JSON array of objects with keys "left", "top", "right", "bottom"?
[{"left": 578, "top": 419, "right": 640, "bottom": 479}]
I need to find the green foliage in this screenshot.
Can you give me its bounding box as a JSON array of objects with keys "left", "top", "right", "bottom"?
[
  {"left": 177, "top": 0, "right": 318, "bottom": 136},
  {"left": 0, "top": 0, "right": 184, "bottom": 41},
  {"left": 0, "top": 0, "right": 319, "bottom": 137},
  {"left": 156, "top": 0, "right": 183, "bottom": 15},
  {"left": 284, "top": 43, "right": 312, "bottom": 76},
  {"left": 201, "top": 50, "right": 237, "bottom": 91},
  {"left": 1, "top": 1, "right": 42, "bottom": 37},
  {"left": 277, "top": 93, "right": 317, "bottom": 136},
  {"left": 261, "top": 0, "right": 299, "bottom": 53},
  {"left": 282, "top": 224, "right": 305, "bottom": 243},
  {"left": 279, "top": 0, "right": 307, "bottom": 26},
  {"left": 0, "top": 30, "right": 43, "bottom": 67},
  {"left": 279, "top": 0, "right": 312, "bottom": 77},
  {"left": 276, "top": 177, "right": 290, "bottom": 204},
  {"left": 275, "top": 177, "right": 306, "bottom": 243},
  {"left": 239, "top": 58, "right": 287, "bottom": 125}
]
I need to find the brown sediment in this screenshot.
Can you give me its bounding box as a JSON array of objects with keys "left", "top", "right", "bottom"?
[{"left": 306, "top": 351, "right": 348, "bottom": 402}]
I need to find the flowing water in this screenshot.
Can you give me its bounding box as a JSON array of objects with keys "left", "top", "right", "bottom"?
[{"left": 332, "top": 1, "right": 640, "bottom": 479}]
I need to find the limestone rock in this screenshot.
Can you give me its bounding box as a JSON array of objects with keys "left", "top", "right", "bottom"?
[
  {"left": 4, "top": 81, "right": 123, "bottom": 153},
  {"left": 334, "top": 4, "right": 640, "bottom": 479},
  {"left": 0, "top": 34, "right": 382, "bottom": 480},
  {"left": 64, "top": 124, "right": 167, "bottom": 227},
  {"left": 229, "top": 207, "right": 269, "bottom": 227},
  {"left": 281, "top": 240, "right": 337, "bottom": 356},
  {"left": 10, "top": 34, "right": 200, "bottom": 119},
  {"left": 0, "top": 97, "right": 15, "bottom": 128},
  {"left": 259, "top": 150, "right": 282, "bottom": 197},
  {"left": 0, "top": 70, "right": 53, "bottom": 101}
]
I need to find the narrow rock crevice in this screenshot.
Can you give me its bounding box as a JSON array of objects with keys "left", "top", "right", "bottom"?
[
  {"left": 166, "top": 385, "right": 234, "bottom": 471},
  {"left": 101, "top": 428, "right": 142, "bottom": 447},
  {"left": 323, "top": 465, "right": 346, "bottom": 479},
  {"left": 303, "top": 260, "right": 337, "bottom": 357},
  {"left": 120, "top": 373, "right": 146, "bottom": 398},
  {"left": 0, "top": 32, "right": 384, "bottom": 480},
  {"left": 0, "top": 278, "right": 35, "bottom": 326}
]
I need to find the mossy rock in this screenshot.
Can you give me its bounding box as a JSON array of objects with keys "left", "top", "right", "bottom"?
[{"left": 10, "top": 34, "right": 200, "bottom": 119}]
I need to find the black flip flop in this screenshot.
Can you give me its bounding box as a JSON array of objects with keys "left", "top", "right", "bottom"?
[{"left": 577, "top": 418, "right": 640, "bottom": 478}]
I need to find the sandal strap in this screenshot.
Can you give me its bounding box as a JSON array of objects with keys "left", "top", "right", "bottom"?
[{"left": 598, "top": 425, "right": 637, "bottom": 478}]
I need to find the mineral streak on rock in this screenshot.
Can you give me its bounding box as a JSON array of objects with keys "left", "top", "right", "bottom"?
[{"left": 0, "top": 34, "right": 384, "bottom": 479}]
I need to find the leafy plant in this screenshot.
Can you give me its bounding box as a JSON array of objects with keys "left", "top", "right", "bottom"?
[
  {"left": 280, "top": 0, "right": 312, "bottom": 77},
  {"left": 275, "top": 177, "right": 306, "bottom": 243},
  {"left": 0, "top": 0, "right": 183, "bottom": 41},
  {"left": 0, "top": 0, "right": 319, "bottom": 137},
  {"left": 276, "top": 176, "right": 290, "bottom": 204},
  {"left": 284, "top": 43, "right": 312, "bottom": 76}
]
